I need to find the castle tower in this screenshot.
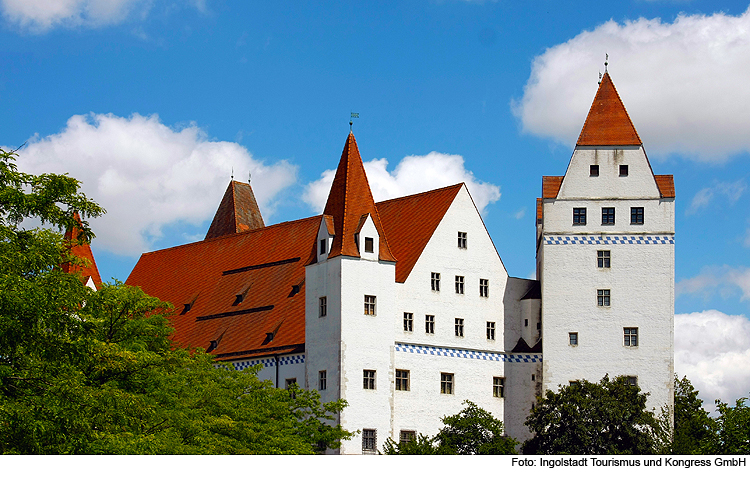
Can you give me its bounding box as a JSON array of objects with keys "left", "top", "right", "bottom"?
[
  {"left": 537, "top": 72, "right": 675, "bottom": 414},
  {"left": 61, "top": 213, "right": 102, "bottom": 290}
]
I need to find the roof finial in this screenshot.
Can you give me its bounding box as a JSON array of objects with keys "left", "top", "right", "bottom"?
[
  {"left": 598, "top": 71, "right": 602, "bottom": 85},
  {"left": 604, "top": 53, "right": 608, "bottom": 73},
  {"left": 350, "top": 112, "right": 359, "bottom": 132},
  {"left": 248, "top": 171, "right": 251, "bottom": 184},
  {"left": 231, "top": 167, "right": 234, "bottom": 180}
]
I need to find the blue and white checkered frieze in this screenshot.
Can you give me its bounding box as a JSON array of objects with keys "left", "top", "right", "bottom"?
[
  {"left": 395, "top": 343, "right": 541, "bottom": 363},
  {"left": 544, "top": 235, "right": 674, "bottom": 245},
  {"left": 232, "top": 353, "right": 305, "bottom": 371}
]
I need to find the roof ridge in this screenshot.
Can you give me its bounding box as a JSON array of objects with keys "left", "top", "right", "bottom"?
[{"left": 375, "top": 183, "right": 464, "bottom": 207}]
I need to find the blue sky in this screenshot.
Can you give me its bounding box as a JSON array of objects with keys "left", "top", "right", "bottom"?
[{"left": 1, "top": 0, "right": 749, "bottom": 409}]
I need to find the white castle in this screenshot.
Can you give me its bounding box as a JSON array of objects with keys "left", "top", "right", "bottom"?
[{"left": 124, "top": 72, "right": 675, "bottom": 453}]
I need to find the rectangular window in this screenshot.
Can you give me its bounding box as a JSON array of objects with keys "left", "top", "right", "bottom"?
[
  {"left": 458, "top": 231, "right": 467, "bottom": 249},
  {"left": 486, "top": 321, "right": 496, "bottom": 340},
  {"left": 364, "top": 295, "right": 376, "bottom": 315},
  {"left": 590, "top": 165, "right": 599, "bottom": 176},
  {"left": 364, "top": 237, "right": 374, "bottom": 253},
  {"left": 570, "top": 380, "right": 581, "bottom": 387},
  {"left": 319, "top": 370, "right": 327, "bottom": 391},
  {"left": 454, "top": 318, "right": 464, "bottom": 337},
  {"left": 597, "top": 250, "right": 610, "bottom": 268},
  {"left": 624, "top": 327, "right": 639, "bottom": 347},
  {"left": 569, "top": 332, "right": 578, "bottom": 346},
  {"left": 493, "top": 377, "right": 505, "bottom": 398},
  {"left": 602, "top": 207, "right": 615, "bottom": 225},
  {"left": 597, "top": 289, "right": 611, "bottom": 306},
  {"left": 425, "top": 315, "right": 435, "bottom": 334},
  {"left": 573, "top": 207, "right": 587, "bottom": 225},
  {"left": 399, "top": 430, "right": 416, "bottom": 445},
  {"left": 626, "top": 376, "right": 638, "bottom": 386},
  {"left": 403, "top": 312, "right": 413, "bottom": 332},
  {"left": 431, "top": 272, "right": 440, "bottom": 291},
  {"left": 363, "top": 370, "right": 376, "bottom": 390},
  {"left": 455, "top": 275, "right": 464, "bottom": 294},
  {"left": 631, "top": 207, "right": 644, "bottom": 225},
  {"left": 396, "top": 369, "right": 410, "bottom": 391},
  {"left": 285, "top": 378, "right": 296, "bottom": 389},
  {"left": 441, "top": 373, "right": 454, "bottom": 394},
  {"left": 620, "top": 165, "right": 629, "bottom": 176},
  {"left": 319, "top": 238, "right": 327, "bottom": 255},
  {"left": 319, "top": 296, "right": 327, "bottom": 317},
  {"left": 480, "top": 279, "right": 489, "bottom": 297},
  {"left": 362, "top": 429, "right": 377, "bottom": 453}
]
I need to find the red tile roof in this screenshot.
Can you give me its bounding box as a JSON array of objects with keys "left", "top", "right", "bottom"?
[
  {"left": 655, "top": 175, "right": 676, "bottom": 198},
  {"left": 322, "top": 132, "right": 396, "bottom": 262},
  {"left": 536, "top": 198, "right": 543, "bottom": 224},
  {"left": 205, "top": 180, "right": 265, "bottom": 240},
  {"left": 577, "top": 72, "right": 642, "bottom": 146},
  {"left": 61, "top": 213, "right": 102, "bottom": 288},
  {"left": 542, "top": 176, "right": 564, "bottom": 199}
]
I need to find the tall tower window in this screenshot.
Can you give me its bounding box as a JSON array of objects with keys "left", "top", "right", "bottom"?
[
  {"left": 597, "top": 289, "right": 611, "bottom": 306},
  {"left": 458, "top": 231, "right": 467, "bottom": 248},
  {"left": 319, "top": 238, "right": 327, "bottom": 255},
  {"left": 631, "top": 207, "right": 644, "bottom": 225},
  {"left": 441, "top": 373, "right": 454, "bottom": 394},
  {"left": 431, "top": 272, "right": 441, "bottom": 291},
  {"left": 479, "top": 279, "right": 489, "bottom": 297},
  {"left": 363, "top": 370, "right": 376, "bottom": 389},
  {"left": 493, "top": 377, "right": 505, "bottom": 398},
  {"left": 425, "top": 315, "right": 435, "bottom": 334},
  {"left": 319, "top": 296, "right": 327, "bottom": 317},
  {"left": 403, "top": 312, "right": 413, "bottom": 332},
  {"left": 486, "top": 321, "right": 496, "bottom": 340},
  {"left": 454, "top": 318, "right": 464, "bottom": 337},
  {"left": 602, "top": 208, "right": 615, "bottom": 225},
  {"left": 624, "top": 328, "right": 639, "bottom": 346},
  {"left": 364, "top": 295, "right": 376, "bottom": 315},
  {"left": 455, "top": 276, "right": 464, "bottom": 294},
  {"left": 597, "top": 250, "right": 610, "bottom": 268}
]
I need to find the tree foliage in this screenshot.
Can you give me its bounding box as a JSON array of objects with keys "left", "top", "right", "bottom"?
[
  {"left": 383, "top": 400, "right": 517, "bottom": 454},
  {"left": 522, "top": 375, "right": 658, "bottom": 455},
  {"left": 663, "top": 375, "right": 715, "bottom": 454},
  {"left": 703, "top": 396, "right": 750, "bottom": 455},
  {"left": 0, "top": 149, "right": 351, "bottom": 454}
]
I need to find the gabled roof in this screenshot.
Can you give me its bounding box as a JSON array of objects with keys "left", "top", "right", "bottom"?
[
  {"left": 205, "top": 180, "right": 265, "bottom": 240},
  {"left": 577, "top": 72, "right": 642, "bottom": 146},
  {"left": 377, "top": 184, "right": 463, "bottom": 283},
  {"left": 61, "top": 213, "right": 102, "bottom": 288},
  {"left": 322, "top": 132, "right": 396, "bottom": 262},
  {"left": 542, "top": 176, "right": 564, "bottom": 199},
  {"left": 654, "top": 175, "right": 676, "bottom": 198}
]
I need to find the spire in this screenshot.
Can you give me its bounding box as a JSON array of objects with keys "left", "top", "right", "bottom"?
[
  {"left": 61, "top": 213, "right": 102, "bottom": 288},
  {"left": 577, "top": 72, "right": 642, "bottom": 146},
  {"left": 323, "top": 132, "right": 396, "bottom": 262},
  {"left": 205, "top": 180, "right": 265, "bottom": 240}
]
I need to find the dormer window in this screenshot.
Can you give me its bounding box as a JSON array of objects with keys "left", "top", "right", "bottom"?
[
  {"left": 620, "top": 165, "right": 629, "bottom": 176},
  {"left": 364, "top": 237, "right": 374, "bottom": 253},
  {"left": 320, "top": 238, "right": 327, "bottom": 255},
  {"left": 590, "top": 165, "right": 599, "bottom": 177}
]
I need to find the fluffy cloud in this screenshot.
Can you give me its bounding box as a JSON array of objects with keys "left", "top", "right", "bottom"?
[
  {"left": 512, "top": 7, "right": 750, "bottom": 161},
  {"left": 13, "top": 112, "right": 297, "bottom": 256},
  {"left": 0, "top": 0, "right": 151, "bottom": 31},
  {"left": 303, "top": 152, "right": 501, "bottom": 214},
  {"left": 675, "top": 310, "right": 750, "bottom": 408},
  {"left": 687, "top": 180, "right": 746, "bottom": 214},
  {"left": 677, "top": 265, "right": 750, "bottom": 302}
]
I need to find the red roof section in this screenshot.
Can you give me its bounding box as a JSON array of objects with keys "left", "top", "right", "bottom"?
[
  {"left": 655, "top": 175, "right": 676, "bottom": 198},
  {"left": 323, "top": 132, "right": 396, "bottom": 262},
  {"left": 577, "top": 72, "right": 642, "bottom": 146},
  {"left": 536, "top": 198, "right": 543, "bottom": 224},
  {"left": 205, "top": 180, "right": 265, "bottom": 240},
  {"left": 377, "top": 184, "right": 462, "bottom": 283},
  {"left": 61, "top": 213, "right": 102, "bottom": 288},
  {"left": 542, "top": 176, "right": 564, "bottom": 199}
]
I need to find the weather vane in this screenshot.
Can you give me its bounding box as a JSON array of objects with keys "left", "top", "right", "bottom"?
[
  {"left": 350, "top": 112, "right": 359, "bottom": 131},
  {"left": 231, "top": 167, "right": 234, "bottom": 180},
  {"left": 604, "top": 53, "right": 608, "bottom": 73}
]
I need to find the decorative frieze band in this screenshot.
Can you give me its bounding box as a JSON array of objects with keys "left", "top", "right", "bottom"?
[
  {"left": 544, "top": 235, "right": 674, "bottom": 245},
  {"left": 232, "top": 353, "right": 305, "bottom": 371},
  {"left": 395, "top": 343, "right": 541, "bottom": 363}
]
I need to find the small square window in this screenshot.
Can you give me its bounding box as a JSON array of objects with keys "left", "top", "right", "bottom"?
[
  {"left": 363, "top": 370, "right": 376, "bottom": 389},
  {"left": 364, "top": 237, "right": 374, "bottom": 253},
  {"left": 364, "top": 295, "right": 376, "bottom": 315},
  {"left": 573, "top": 207, "right": 587, "bottom": 225},
  {"left": 631, "top": 207, "right": 644, "bottom": 225},
  {"left": 597, "top": 250, "right": 610, "bottom": 268},
  {"left": 454, "top": 318, "right": 464, "bottom": 337},
  {"left": 319, "top": 296, "right": 327, "bottom": 317},
  {"left": 597, "top": 289, "right": 611, "bottom": 306},
  {"left": 396, "top": 369, "right": 410, "bottom": 391},
  {"left": 625, "top": 376, "right": 638, "bottom": 386},
  {"left": 455, "top": 275, "right": 464, "bottom": 294},
  {"left": 362, "top": 429, "right": 377, "bottom": 453},
  {"left": 602, "top": 207, "right": 615, "bottom": 225},
  {"left": 431, "top": 272, "right": 441, "bottom": 291},
  {"left": 486, "top": 321, "right": 496, "bottom": 340},
  {"left": 480, "top": 279, "right": 489, "bottom": 297},
  {"left": 458, "top": 231, "right": 467, "bottom": 249},
  {"left": 620, "top": 165, "right": 629, "bottom": 176},
  {"left": 399, "top": 430, "right": 416, "bottom": 445},
  {"left": 425, "top": 315, "right": 435, "bottom": 334},
  {"left": 590, "top": 165, "right": 599, "bottom": 176},
  {"left": 569, "top": 332, "right": 578, "bottom": 346},
  {"left": 403, "top": 312, "right": 413, "bottom": 332},
  {"left": 441, "top": 373, "right": 454, "bottom": 394},
  {"left": 319, "top": 370, "right": 327, "bottom": 391},
  {"left": 493, "top": 376, "right": 505, "bottom": 398},
  {"left": 624, "top": 327, "right": 638, "bottom": 346},
  {"left": 319, "top": 238, "right": 327, "bottom": 255}
]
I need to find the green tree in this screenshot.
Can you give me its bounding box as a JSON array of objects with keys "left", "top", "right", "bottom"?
[
  {"left": 522, "top": 375, "right": 658, "bottom": 455},
  {"left": 704, "top": 396, "right": 750, "bottom": 455},
  {"left": 658, "top": 375, "right": 714, "bottom": 454}
]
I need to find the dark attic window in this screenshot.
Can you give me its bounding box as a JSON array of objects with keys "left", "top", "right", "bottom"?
[
  {"left": 620, "top": 165, "right": 629, "bottom": 176},
  {"left": 590, "top": 165, "right": 599, "bottom": 176},
  {"left": 320, "top": 238, "right": 327, "bottom": 255},
  {"left": 365, "top": 237, "right": 374, "bottom": 253}
]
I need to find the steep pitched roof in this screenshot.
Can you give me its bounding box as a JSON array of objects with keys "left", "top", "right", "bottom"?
[
  {"left": 61, "top": 213, "right": 102, "bottom": 288},
  {"left": 577, "top": 72, "right": 642, "bottom": 146},
  {"left": 205, "top": 180, "right": 265, "bottom": 240},
  {"left": 377, "top": 184, "right": 463, "bottom": 283},
  {"left": 322, "top": 132, "right": 396, "bottom": 262},
  {"left": 654, "top": 175, "right": 676, "bottom": 198},
  {"left": 542, "top": 176, "right": 564, "bottom": 199}
]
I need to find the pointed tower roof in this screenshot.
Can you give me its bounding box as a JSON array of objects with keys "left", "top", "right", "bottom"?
[
  {"left": 322, "top": 132, "right": 396, "bottom": 262},
  {"left": 205, "top": 180, "right": 265, "bottom": 240},
  {"left": 577, "top": 72, "right": 642, "bottom": 146},
  {"left": 61, "top": 213, "right": 102, "bottom": 288}
]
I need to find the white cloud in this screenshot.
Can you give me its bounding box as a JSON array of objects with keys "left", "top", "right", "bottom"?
[
  {"left": 303, "top": 152, "right": 501, "bottom": 215},
  {"left": 0, "top": 0, "right": 149, "bottom": 31},
  {"left": 512, "top": 7, "right": 750, "bottom": 162},
  {"left": 12, "top": 112, "right": 297, "bottom": 256},
  {"left": 687, "top": 180, "right": 746, "bottom": 214},
  {"left": 675, "top": 310, "right": 750, "bottom": 408},
  {"left": 514, "top": 208, "right": 526, "bottom": 220},
  {"left": 677, "top": 265, "right": 750, "bottom": 302}
]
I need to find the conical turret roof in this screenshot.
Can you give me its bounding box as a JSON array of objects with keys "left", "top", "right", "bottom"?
[
  {"left": 577, "top": 72, "right": 642, "bottom": 146},
  {"left": 205, "top": 180, "right": 265, "bottom": 240},
  {"left": 61, "top": 213, "right": 102, "bottom": 288}
]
